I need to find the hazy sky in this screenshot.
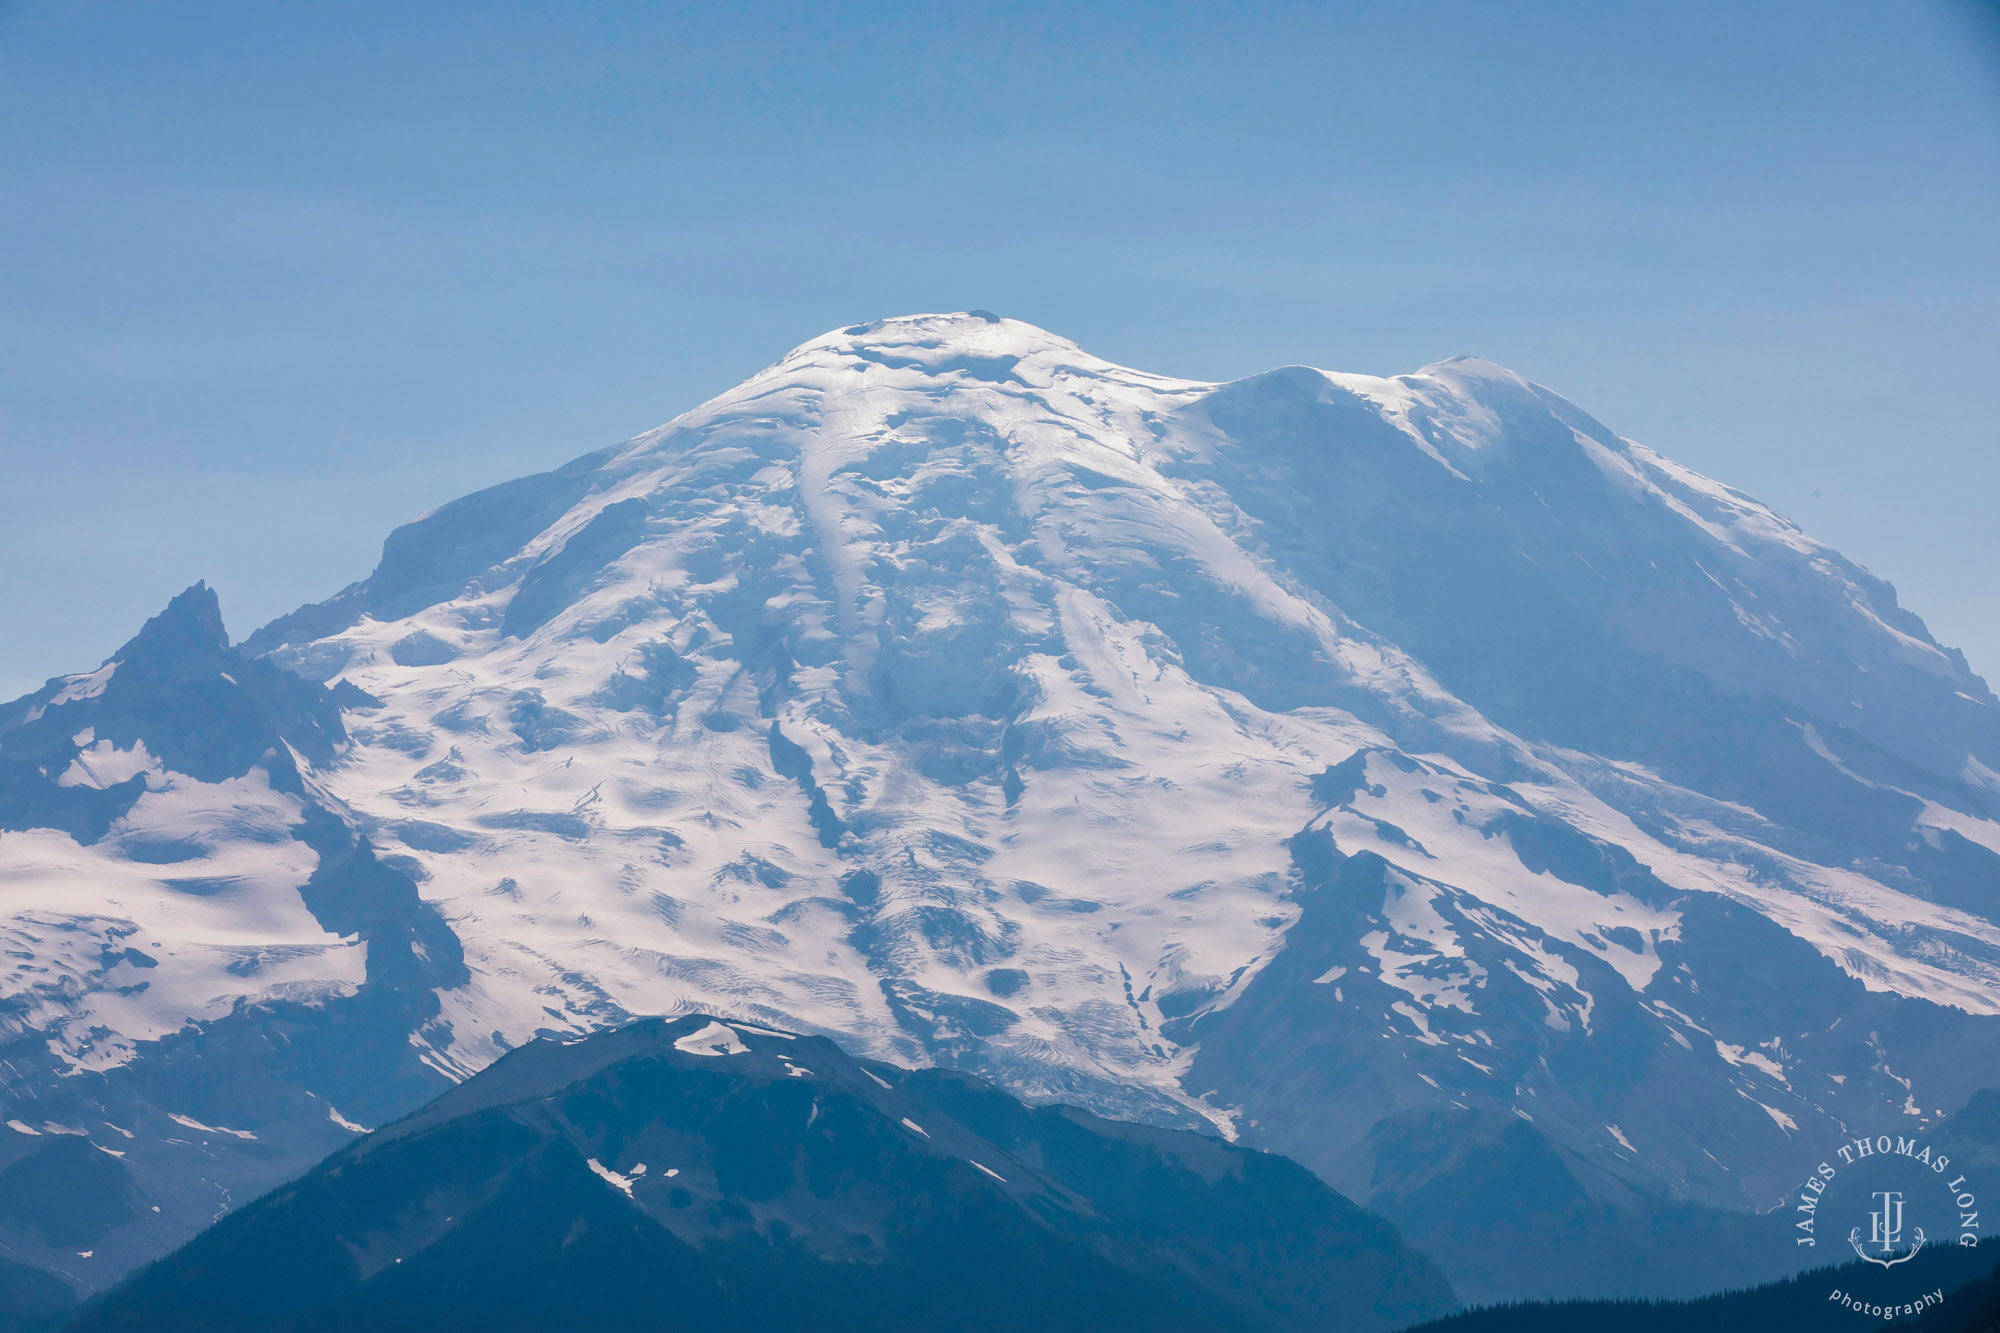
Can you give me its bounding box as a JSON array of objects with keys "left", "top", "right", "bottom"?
[{"left": 3, "top": 1, "right": 1997, "bottom": 698}]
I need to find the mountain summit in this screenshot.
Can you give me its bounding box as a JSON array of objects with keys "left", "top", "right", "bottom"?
[{"left": 6, "top": 313, "right": 1999, "bottom": 1300}]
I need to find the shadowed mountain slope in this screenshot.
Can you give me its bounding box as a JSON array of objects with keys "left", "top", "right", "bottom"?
[{"left": 66, "top": 1015, "right": 1454, "bottom": 1333}]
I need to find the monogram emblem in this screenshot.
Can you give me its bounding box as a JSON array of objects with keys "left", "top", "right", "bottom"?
[{"left": 1847, "top": 1188, "right": 1925, "bottom": 1268}]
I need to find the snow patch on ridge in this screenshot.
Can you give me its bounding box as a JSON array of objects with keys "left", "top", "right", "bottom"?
[{"left": 673, "top": 1021, "right": 749, "bottom": 1057}]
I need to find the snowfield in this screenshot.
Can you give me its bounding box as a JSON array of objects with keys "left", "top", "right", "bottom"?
[{"left": 5, "top": 312, "right": 2000, "bottom": 1295}]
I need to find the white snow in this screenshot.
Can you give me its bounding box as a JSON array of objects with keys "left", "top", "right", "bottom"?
[
  {"left": 1713, "top": 1040, "right": 1787, "bottom": 1085},
  {"left": 5, "top": 310, "right": 1997, "bottom": 1223},
  {"left": 50, "top": 662, "right": 117, "bottom": 706},
  {"left": 1916, "top": 801, "right": 2000, "bottom": 860},
  {"left": 586, "top": 1157, "right": 636, "bottom": 1197},
  {"left": 226, "top": 310, "right": 1998, "bottom": 1154},
  {"left": 672, "top": 1021, "right": 749, "bottom": 1057},
  {"left": 327, "top": 1107, "right": 369, "bottom": 1134},
  {"left": 168, "top": 1114, "right": 257, "bottom": 1140},
  {"left": 255, "top": 317, "right": 2000, "bottom": 1153},
  {"left": 730, "top": 1022, "right": 796, "bottom": 1039},
  {"left": 1750, "top": 1099, "right": 1798, "bottom": 1133},
  {"left": 56, "top": 738, "right": 160, "bottom": 790},
  {"left": 0, "top": 764, "right": 366, "bottom": 1072}
]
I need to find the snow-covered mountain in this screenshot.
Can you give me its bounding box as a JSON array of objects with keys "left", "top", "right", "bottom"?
[{"left": 5, "top": 312, "right": 1999, "bottom": 1301}]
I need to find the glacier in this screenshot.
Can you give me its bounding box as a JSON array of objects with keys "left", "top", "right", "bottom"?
[{"left": 4, "top": 312, "right": 1998, "bottom": 1302}]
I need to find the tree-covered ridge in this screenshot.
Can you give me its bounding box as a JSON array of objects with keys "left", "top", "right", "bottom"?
[{"left": 1411, "top": 1237, "right": 2000, "bottom": 1332}]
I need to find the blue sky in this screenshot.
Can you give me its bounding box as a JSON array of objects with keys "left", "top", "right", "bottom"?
[{"left": 3, "top": 1, "right": 1997, "bottom": 697}]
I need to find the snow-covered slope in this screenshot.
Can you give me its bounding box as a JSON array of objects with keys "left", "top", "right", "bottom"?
[
  {"left": 0, "top": 588, "right": 464, "bottom": 1292},
  {"left": 6, "top": 313, "right": 1999, "bottom": 1299}
]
